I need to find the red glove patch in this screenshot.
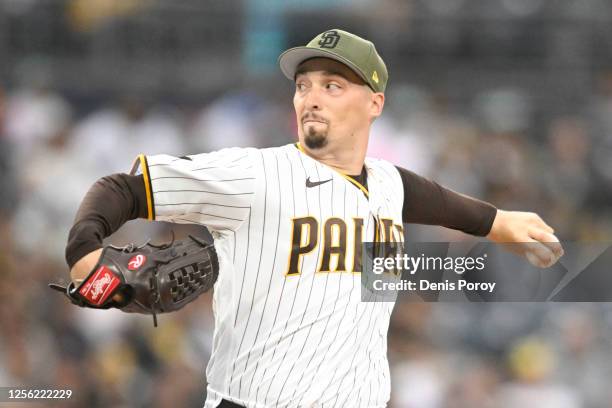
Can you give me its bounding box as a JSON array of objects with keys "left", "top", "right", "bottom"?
[{"left": 78, "top": 265, "right": 121, "bottom": 306}]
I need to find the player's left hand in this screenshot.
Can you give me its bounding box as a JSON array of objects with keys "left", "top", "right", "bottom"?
[{"left": 486, "top": 209, "right": 564, "bottom": 268}]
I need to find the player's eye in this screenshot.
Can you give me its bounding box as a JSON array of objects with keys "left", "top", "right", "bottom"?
[
  {"left": 296, "top": 82, "right": 307, "bottom": 91},
  {"left": 326, "top": 82, "right": 341, "bottom": 91}
]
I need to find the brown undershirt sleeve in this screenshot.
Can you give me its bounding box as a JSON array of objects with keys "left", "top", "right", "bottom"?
[
  {"left": 65, "top": 173, "right": 148, "bottom": 268},
  {"left": 395, "top": 166, "right": 497, "bottom": 236}
]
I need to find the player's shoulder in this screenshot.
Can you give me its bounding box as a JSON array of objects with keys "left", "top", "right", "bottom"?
[
  {"left": 184, "top": 144, "right": 298, "bottom": 171},
  {"left": 186, "top": 146, "right": 259, "bottom": 165},
  {"left": 194, "top": 143, "right": 294, "bottom": 157},
  {"left": 259, "top": 143, "right": 297, "bottom": 154},
  {"left": 364, "top": 155, "right": 401, "bottom": 177},
  {"left": 248, "top": 143, "right": 300, "bottom": 160},
  {"left": 364, "top": 156, "right": 404, "bottom": 191}
]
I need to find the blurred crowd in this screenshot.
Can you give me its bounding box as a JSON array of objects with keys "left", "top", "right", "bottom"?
[{"left": 1, "top": 0, "right": 612, "bottom": 407}]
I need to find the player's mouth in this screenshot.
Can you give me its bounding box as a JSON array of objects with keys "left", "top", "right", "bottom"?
[
  {"left": 303, "top": 120, "right": 327, "bottom": 126},
  {"left": 302, "top": 114, "right": 328, "bottom": 126}
]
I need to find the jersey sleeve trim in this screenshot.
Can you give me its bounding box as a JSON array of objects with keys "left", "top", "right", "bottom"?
[{"left": 131, "top": 154, "right": 155, "bottom": 220}]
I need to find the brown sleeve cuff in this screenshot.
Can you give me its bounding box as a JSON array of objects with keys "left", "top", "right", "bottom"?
[
  {"left": 65, "top": 221, "right": 104, "bottom": 269},
  {"left": 65, "top": 173, "right": 148, "bottom": 269},
  {"left": 396, "top": 166, "right": 497, "bottom": 237}
]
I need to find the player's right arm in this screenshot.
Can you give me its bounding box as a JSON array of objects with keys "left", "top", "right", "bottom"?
[
  {"left": 67, "top": 148, "right": 256, "bottom": 283},
  {"left": 133, "top": 149, "right": 255, "bottom": 230},
  {"left": 67, "top": 173, "right": 149, "bottom": 282}
]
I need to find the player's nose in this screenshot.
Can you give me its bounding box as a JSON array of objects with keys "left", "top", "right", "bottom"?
[{"left": 303, "top": 85, "right": 322, "bottom": 111}]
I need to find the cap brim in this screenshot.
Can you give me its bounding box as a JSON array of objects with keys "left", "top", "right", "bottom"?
[{"left": 278, "top": 46, "right": 369, "bottom": 85}]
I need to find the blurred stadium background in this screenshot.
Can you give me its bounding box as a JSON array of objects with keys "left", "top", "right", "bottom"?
[{"left": 1, "top": 0, "right": 612, "bottom": 407}]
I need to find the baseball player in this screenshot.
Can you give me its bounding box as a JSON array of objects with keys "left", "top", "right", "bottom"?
[{"left": 65, "top": 30, "right": 563, "bottom": 407}]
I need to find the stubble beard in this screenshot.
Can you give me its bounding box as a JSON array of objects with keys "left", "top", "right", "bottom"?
[{"left": 303, "top": 125, "right": 328, "bottom": 149}]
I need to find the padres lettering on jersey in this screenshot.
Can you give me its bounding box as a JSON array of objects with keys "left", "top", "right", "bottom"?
[{"left": 136, "top": 143, "right": 405, "bottom": 408}]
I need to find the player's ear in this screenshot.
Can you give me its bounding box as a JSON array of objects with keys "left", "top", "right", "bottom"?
[{"left": 369, "top": 91, "right": 385, "bottom": 120}]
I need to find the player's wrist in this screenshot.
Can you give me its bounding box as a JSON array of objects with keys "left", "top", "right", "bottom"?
[
  {"left": 486, "top": 209, "right": 506, "bottom": 242},
  {"left": 70, "top": 248, "right": 104, "bottom": 283}
]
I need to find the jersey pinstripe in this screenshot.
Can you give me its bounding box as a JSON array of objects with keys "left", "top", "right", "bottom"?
[{"left": 137, "top": 143, "right": 405, "bottom": 407}]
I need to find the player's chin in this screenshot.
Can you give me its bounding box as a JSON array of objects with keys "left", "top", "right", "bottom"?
[
  {"left": 303, "top": 122, "right": 327, "bottom": 134},
  {"left": 303, "top": 130, "right": 328, "bottom": 149}
]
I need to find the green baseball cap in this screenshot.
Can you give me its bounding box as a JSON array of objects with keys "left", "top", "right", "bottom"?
[{"left": 278, "top": 29, "right": 388, "bottom": 93}]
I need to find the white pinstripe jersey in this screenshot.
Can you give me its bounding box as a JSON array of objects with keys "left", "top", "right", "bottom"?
[{"left": 136, "top": 143, "right": 405, "bottom": 408}]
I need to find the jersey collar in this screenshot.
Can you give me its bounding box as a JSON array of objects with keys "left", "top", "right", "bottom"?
[{"left": 294, "top": 142, "right": 369, "bottom": 198}]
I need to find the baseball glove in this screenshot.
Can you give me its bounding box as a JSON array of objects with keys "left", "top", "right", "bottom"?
[{"left": 49, "top": 235, "right": 218, "bottom": 326}]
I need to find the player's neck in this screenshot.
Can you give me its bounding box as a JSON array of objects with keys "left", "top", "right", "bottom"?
[{"left": 297, "top": 139, "right": 367, "bottom": 175}]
